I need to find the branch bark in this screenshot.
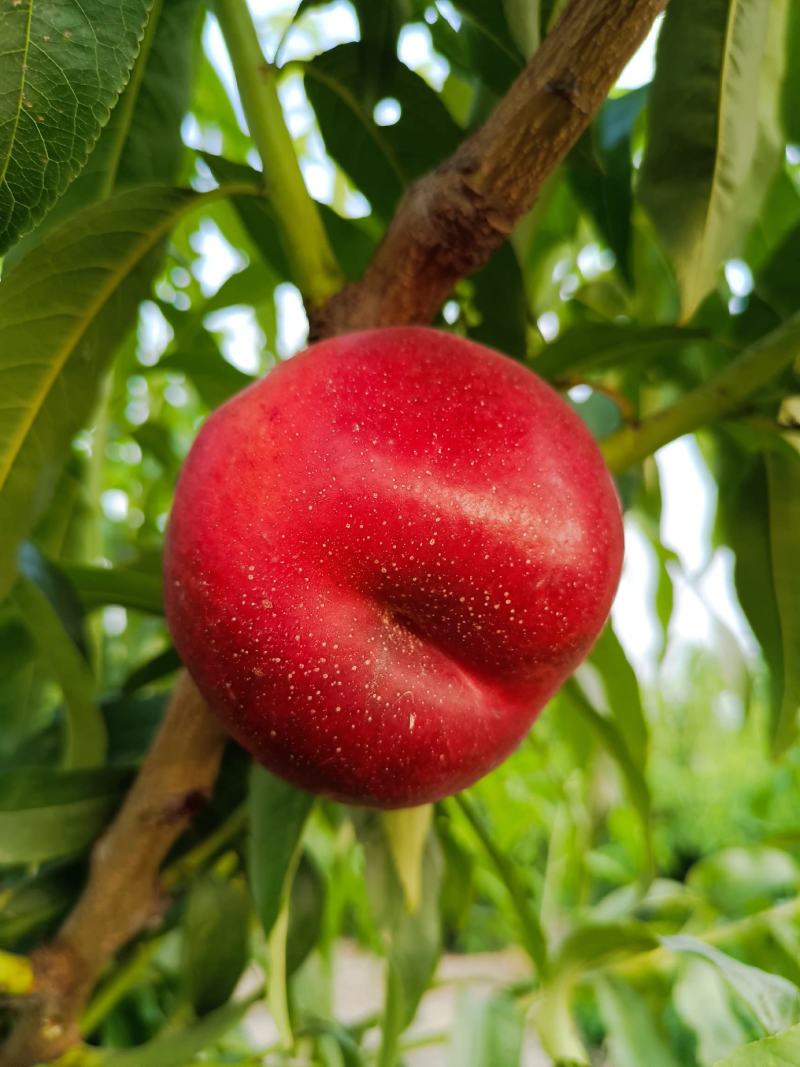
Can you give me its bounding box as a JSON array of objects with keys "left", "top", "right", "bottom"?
[
  {"left": 1, "top": 1, "right": 668, "bottom": 1062},
  {"left": 0, "top": 674, "right": 226, "bottom": 1066},
  {"left": 310, "top": 0, "right": 668, "bottom": 338}
]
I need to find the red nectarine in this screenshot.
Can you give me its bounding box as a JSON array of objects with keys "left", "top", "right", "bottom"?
[{"left": 165, "top": 327, "right": 623, "bottom": 807}]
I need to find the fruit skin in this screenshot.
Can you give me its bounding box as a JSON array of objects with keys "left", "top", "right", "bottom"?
[{"left": 165, "top": 327, "right": 623, "bottom": 808}]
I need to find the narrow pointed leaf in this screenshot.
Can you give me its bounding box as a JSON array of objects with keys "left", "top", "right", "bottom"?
[{"left": 0, "top": 183, "right": 251, "bottom": 598}]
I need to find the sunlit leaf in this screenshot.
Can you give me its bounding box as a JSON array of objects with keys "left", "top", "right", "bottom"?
[
  {"left": 0, "top": 184, "right": 251, "bottom": 599},
  {"left": 712, "top": 1023, "right": 800, "bottom": 1067},
  {"left": 663, "top": 936, "right": 800, "bottom": 1035}
]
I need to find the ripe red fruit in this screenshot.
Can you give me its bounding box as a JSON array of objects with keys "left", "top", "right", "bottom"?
[{"left": 165, "top": 327, "right": 623, "bottom": 808}]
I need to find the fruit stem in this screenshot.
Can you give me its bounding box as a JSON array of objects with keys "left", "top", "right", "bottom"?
[
  {"left": 213, "top": 0, "right": 343, "bottom": 309},
  {"left": 601, "top": 311, "right": 800, "bottom": 473}
]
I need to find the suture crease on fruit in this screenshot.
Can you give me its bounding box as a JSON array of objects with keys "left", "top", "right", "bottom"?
[{"left": 165, "top": 327, "right": 624, "bottom": 808}]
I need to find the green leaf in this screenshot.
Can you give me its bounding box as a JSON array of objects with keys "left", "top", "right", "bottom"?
[
  {"left": 595, "top": 975, "right": 683, "bottom": 1067},
  {"left": 448, "top": 0, "right": 524, "bottom": 98},
  {"left": 640, "top": 0, "right": 789, "bottom": 319},
  {"left": 716, "top": 446, "right": 787, "bottom": 750},
  {"left": 0, "top": 183, "right": 248, "bottom": 599},
  {"left": 304, "top": 42, "right": 461, "bottom": 219},
  {"left": 563, "top": 678, "right": 653, "bottom": 877},
  {"left": 534, "top": 979, "right": 589, "bottom": 1066},
  {"left": 552, "top": 921, "right": 659, "bottom": 976},
  {"left": 757, "top": 223, "right": 800, "bottom": 319},
  {"left": 100, "top": 996, "right": 252, "bottom": 1067},
  {"left": 0, "top": 766, "right": 129, "bottom": 866},
  {"left": 64, "top": 562, "right": 164, "bottom": 615},
  {"left": 568, "top": 88, "right": 647, "bottom": 284},
  {"left": 202, "top": 152, "right": 379, "bottom": 285},
  {"left": 712, "top": 1024, "right": 800, "bottom": 1067},
  {"left": 589, "top": 623, "right": 648, "bottom": 767},
  {"left": 447, "top": 991, "right": 524, "bottom": 1067},
  {"left": 248, "top": 765, "right": 314, "bottom": 938},
  {"left": 766, "top": 450, "right": 800, "bottom": 752},
  {"left": 531, "top": 323, "right": 709, "bottom": 381},
  {"left": 6, "top": 0, "right": 202, "bottom": 260},
  {"left": 468, "top": 243, "right": 528, "bottom": 358},
  {"left": 0, "top": 0, "right": 154, "bottom": 252},
  {"left": 182, "top": 873, "right": 250, "bottom": 1016},
  {"left": 286, "top": 853, "right": 326, "bottom": 977},
  {"left": 121, "top": 647, "right": 181, "bottom": 694},
  {"left": 11, "top": 572, "right": 105, "bottom": 768},
  {"left": 378, "top": 832, "right": 443, "bottom": 1067},
  {"left": 17, "top": 542, "right": 89, "bottom": 655},
  {"left": 687, "top": 846, "right": 800, "bottom": 918},
  {"left": 673, "top": 958, "right": 756, "bottom": 1066},
  {"left": 663, "top": 936, "right": 800, "bottom": 1035},
  {"left": 0, "top": 869, "right": 74, "bottom": 948}
]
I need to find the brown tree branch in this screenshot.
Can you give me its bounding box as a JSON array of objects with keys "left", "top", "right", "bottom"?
[
  {"left": 310, "top": 0, "right": 667, "bottom": 338},
  {"left": 0, "top": 674, "right": 227, "bottom": 1066},
  {"left": 1, "top": 1, "right": 667, "bottom": 1062}
]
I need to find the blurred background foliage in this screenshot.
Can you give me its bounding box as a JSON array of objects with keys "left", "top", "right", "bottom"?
[{"left": 1, "top": 0, "right": 800, "bottom": 1064}]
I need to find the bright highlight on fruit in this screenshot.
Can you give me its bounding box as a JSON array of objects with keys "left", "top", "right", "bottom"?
[{"left": 165, "top": 327, "right": 624, "bottom": 808}]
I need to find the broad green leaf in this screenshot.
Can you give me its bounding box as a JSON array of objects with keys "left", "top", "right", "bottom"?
[
  {"left": 181, "top": 873, "right": 250, "bottom": 1015},
  {"left": 100, "top": 996, "right": 252, "bottom": 1067},
  {"left": 663, "top": 936, "right": 800, "bottom": 1035},
  {"left": 590, "top": 623, "right": 648, "bottom": 766},
  {"left": 447, "top": 991, "right": 524, "bottom": 1067},
  {"left": 0, "top": 0, "right": 153, "bottom": 252},
  {"left": 248, "top": 764, "right": 314, "bottom": 938},
  {"left": 64, "top": 562, "right": 164, "bottom": 615},
  {"left": 6, "top": 0, "right": 202, "bottom": 261},
  {"left": 304, "top": 43, "right": 461, "bottom": 219},
  {"left": 0, "top": 766, "right": 129, "bottom": 865},
  {"left": 673, "top": 958, "right": 756, "bottom": 1066},
  {"left": 712, "top": 1024, "right": 800, "bottom": 1067},
  {"left": 640, "top": 0, "right": 789, "bottom": 319},
  {"left": 11, "top": 572, "right": 105, "bottom": 768},
  {"left": 0, "top": 184, "right": 248, "bottom": 599},
  {"left": 766, "top": 450, "right": 800, "bottom": 752},
  {"left": 595, "top": 975, "right": 683, "bottom": 1067}
]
